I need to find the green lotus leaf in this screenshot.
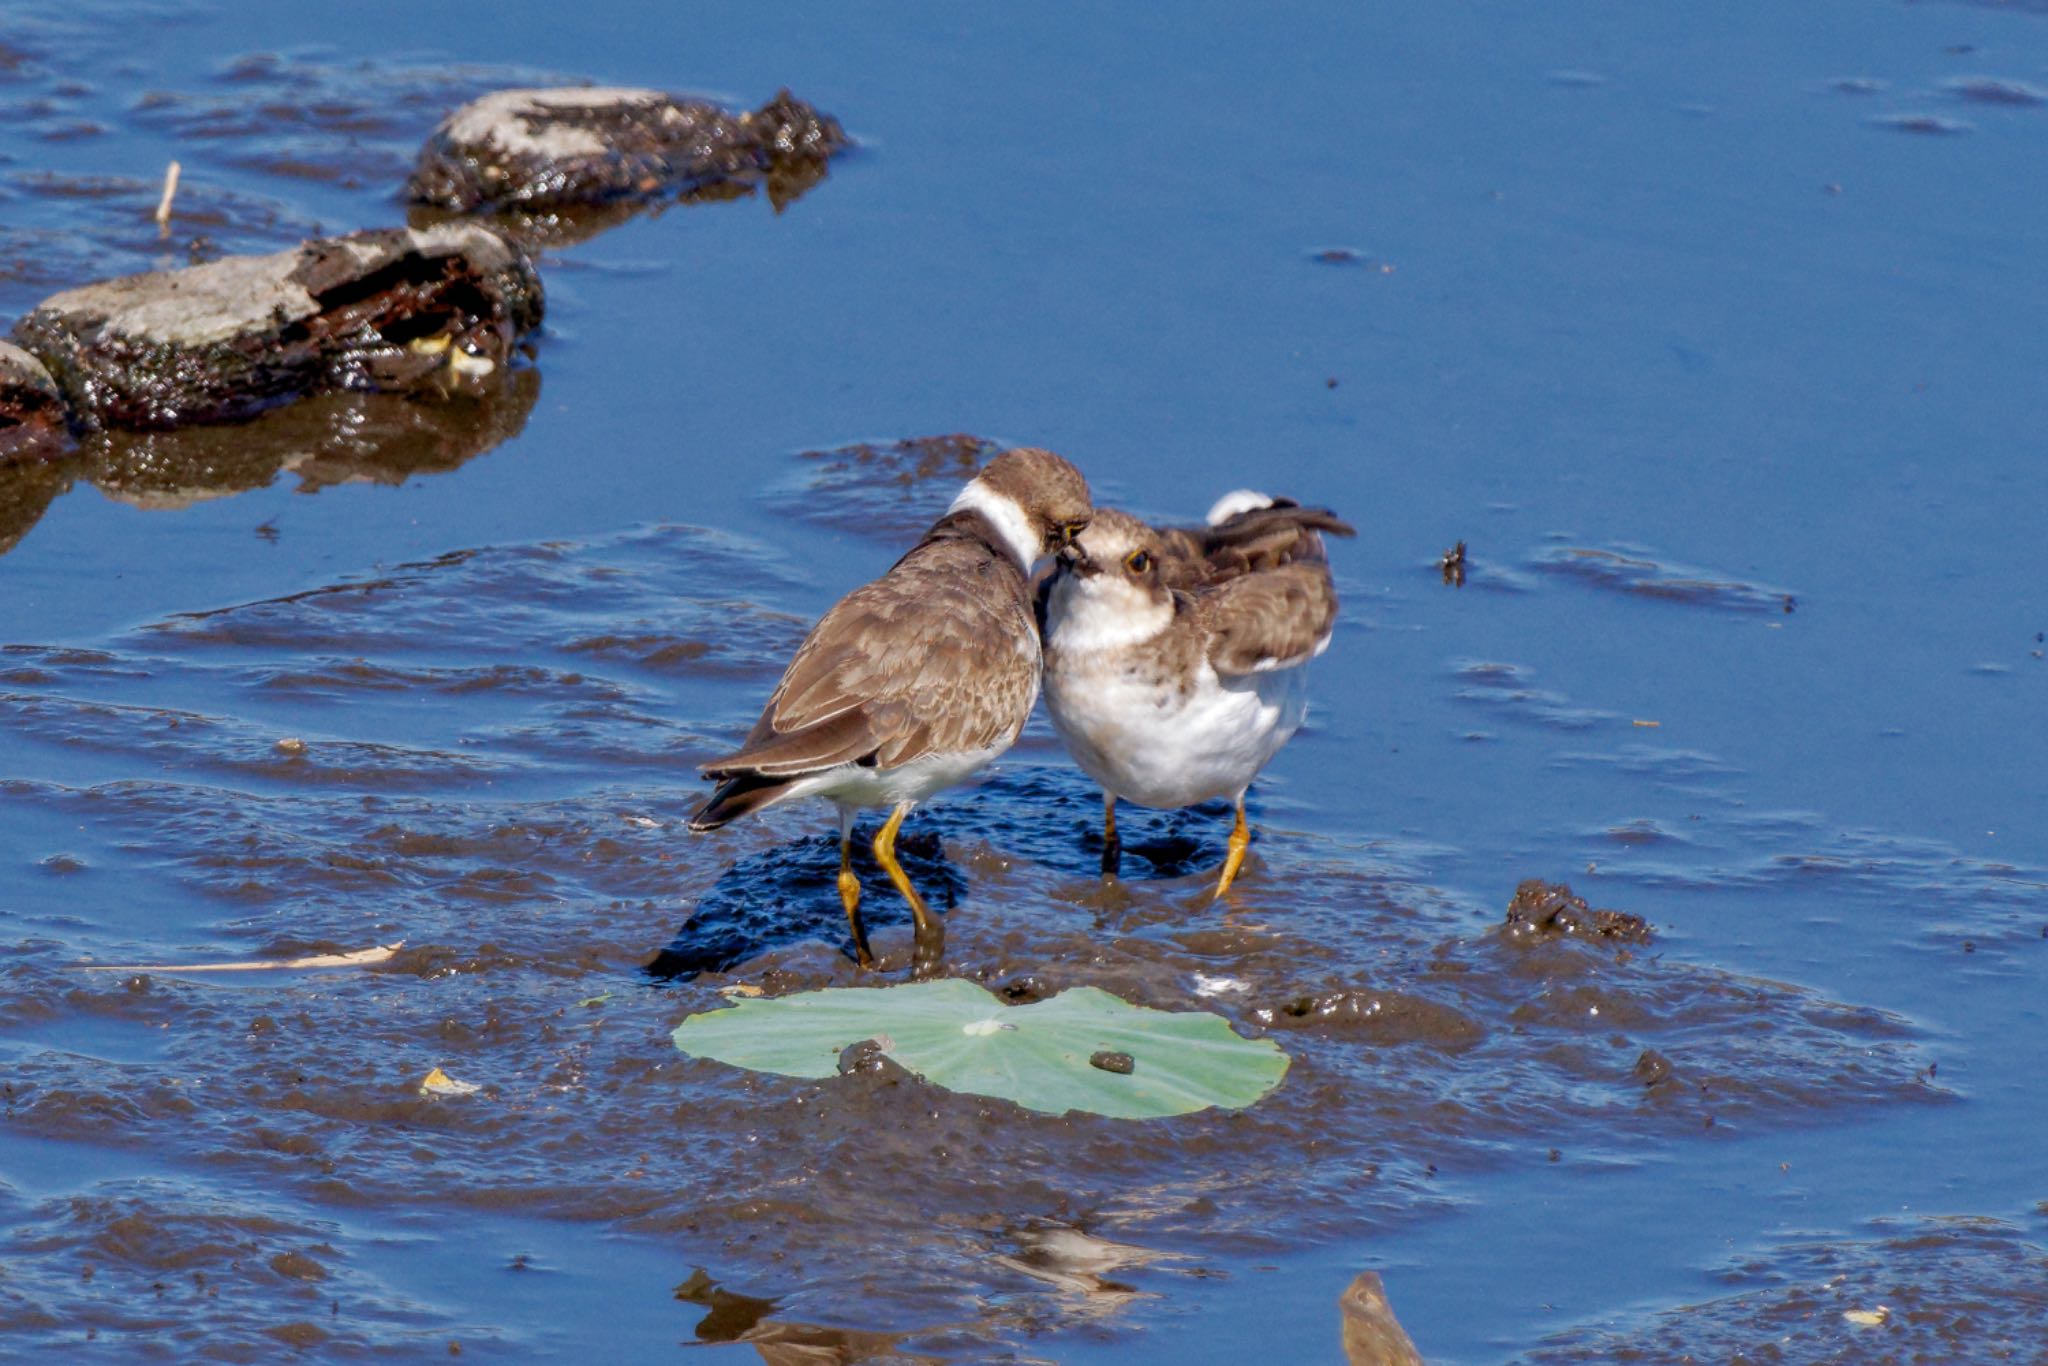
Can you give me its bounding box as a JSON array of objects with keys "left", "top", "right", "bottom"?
[{"left": 671, "top": 978, "right": 1288, "bottom": 1120}]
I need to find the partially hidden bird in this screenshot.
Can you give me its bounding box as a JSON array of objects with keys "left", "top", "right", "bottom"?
[{"left": 1037, "top": 490, "right": 1353, "bottom": 895}]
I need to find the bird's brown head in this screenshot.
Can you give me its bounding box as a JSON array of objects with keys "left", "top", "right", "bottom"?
[
  {"left": 1042, "top": 506, "right": 1175, "bottom": 649},
  {"left": 949, "top": 446, "right": 1093, "bottom": 569},
  {"left": 1057, "top": 507, "right": 1163, "bottom": 586}
]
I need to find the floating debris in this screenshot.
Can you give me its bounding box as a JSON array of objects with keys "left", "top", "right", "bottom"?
[
  {"left": 1440, "top": 539, "right": 1467, "bottom": 587},
  {"left": 407, "top": 86, "right": 846, "bottom": 215},
  {"left": 11, "top": 224, "right": 542, "bottom": 430},
  {"left": 419, "top": 1066, "right": 483, "bottom": 1098}
]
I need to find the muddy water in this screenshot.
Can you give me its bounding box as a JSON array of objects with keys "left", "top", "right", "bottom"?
[{"left": 3, "top": 1, "right": 2046, "bottom": 1361}]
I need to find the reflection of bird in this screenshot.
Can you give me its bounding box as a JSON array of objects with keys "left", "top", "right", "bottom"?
[
  {"left": 688, "top": 448, "right": 1092, "bottom": 969},
  {"left": 1038, "top": 492, "right": 1353, "bottom": 895}
]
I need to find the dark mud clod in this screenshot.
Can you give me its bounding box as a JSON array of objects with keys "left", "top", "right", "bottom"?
[
  {"left": 11, "top": 224, "right": 542, "bottom": 430},
  {"left": 1503, "top": 879, "right": 1654, "bottom": 946},
  {"left": 1089, "top": 1050, "right": 1135, "bottom": 1075},
  {"left": 407, "top": 87, "right": 847, "bottom": 216}
]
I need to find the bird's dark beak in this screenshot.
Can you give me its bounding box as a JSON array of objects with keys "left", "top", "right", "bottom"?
[{"left": 1057, "top": 540, "right": 1098, "bottom": 576}]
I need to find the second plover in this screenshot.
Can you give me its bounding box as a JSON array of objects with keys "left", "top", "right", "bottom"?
[
  {"left": 1038, "top": 492, "right": 1353, "bottom": 894},
  {"left": 688, "top": 447, "right": 1092, "bottom": 969}
]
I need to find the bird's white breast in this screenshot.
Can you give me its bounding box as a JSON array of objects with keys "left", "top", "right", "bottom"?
[{"left": 1044, "top": 645, "right": 1307, "bottom": 810}]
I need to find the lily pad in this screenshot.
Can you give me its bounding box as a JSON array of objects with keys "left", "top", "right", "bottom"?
[{"left": 670, "top": 978, "right": 1288, "bottom": 1120}]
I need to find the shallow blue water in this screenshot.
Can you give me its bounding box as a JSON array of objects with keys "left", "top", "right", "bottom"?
[{"left": 2, "top": 0, "right": 2044, "bottom": 1360}]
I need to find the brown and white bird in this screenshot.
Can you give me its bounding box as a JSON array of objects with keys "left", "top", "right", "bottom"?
[
  {"left": 1037, "top": 491, "right": 1353, "bottom": 895},
  {"left": 688, "top": 447, "right": 1092, "bottom": 968}
]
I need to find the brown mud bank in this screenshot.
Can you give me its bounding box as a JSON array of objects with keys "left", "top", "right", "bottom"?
[
  {"left": 0, "top": 574, "right": 1950, "bottom": 1352},
  {"left": 1526, "top": 1212, "right": 2048, "bottom": 1362}
]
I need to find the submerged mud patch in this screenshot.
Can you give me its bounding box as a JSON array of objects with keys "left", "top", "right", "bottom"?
[
  {"left": 0, "top": 1176, "right": 487, "bottom": 1355},
  {"left": 1529, "top": 544, "right": 1797, "bottom": 614},
  {"left": 764, "top": 434, "right": 1003, "bottom": 542},
  {"left": 139, "top": 523, "right": 808, "bottom": 679},
  {"left": 1525, "top": 1213, "right": 2048, "bottom": 1363}
]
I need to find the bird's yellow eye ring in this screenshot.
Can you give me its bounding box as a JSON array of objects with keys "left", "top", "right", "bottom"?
[
  {"left": 1125, "top": 549, "right": 1152, "bottom": 574},
  {"left": 1056, "top": 520, "right": 1087, "bottom": 547}
]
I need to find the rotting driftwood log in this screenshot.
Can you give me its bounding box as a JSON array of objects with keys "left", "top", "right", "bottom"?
[
  {"left": 0, "top": 341, "right": 69, "bottom": 464},
  {"left": 11, "top": 224, "right": 543, "bottom": 431},
  {"left": 407, "top": 86, "right": 846, "bottom": 215}
]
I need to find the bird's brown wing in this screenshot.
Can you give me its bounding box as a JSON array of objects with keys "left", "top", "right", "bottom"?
[
  {"left": 1175, "top": 502, "right": 1356, "bottom": 588},
  {"left": 703, "top": 538, "right": 1039, "bottom": 778},
  {"left": 1193, "top": 560, "right": 1340, "bottom": 677}
]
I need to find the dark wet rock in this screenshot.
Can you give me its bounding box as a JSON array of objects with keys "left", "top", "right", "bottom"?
[
  {"left": 1527, "top": 1214, "right": 2048, "bottom": 1363},
  {"left": 1530, "top": 545, "right": 1797, "bottom": 614},
  {"left": 10, "top": 224, "right": 542, "bottom": 430},
  {"left": 79, "top": 368, "right": 539, "bottom": 509},
  {"left": 0, "top": 340, "right": 67, "bottom": 463},
  {"left": 1503, "top": 879, "right": 1654, "bottom": 946},
  {"left": 407, "top": 86, "right": 846, "bottom": 216},
  {"left": 0, "top": 455, "right": 75, "bottom": 555},
  {"left": 1339, "top": 1272, "right": 1425, "bottom": 1366},
  {"left": 764, "top": 434, "right": 1002, "bottom": 543},
  {"left": 1089, "top": 1050, "right": 1135, "bottom": 1075}
]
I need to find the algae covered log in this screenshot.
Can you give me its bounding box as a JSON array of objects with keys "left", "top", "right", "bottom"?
[
  {"left": 407, "top": 86, "right": 846, "bottom": 214},
  {"left": 11, "top": 224, "right": 543, "bottom": 431}
]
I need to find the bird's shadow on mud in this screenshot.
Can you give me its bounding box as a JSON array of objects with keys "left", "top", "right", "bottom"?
[
  {"left": 644, "top": 830, "right": 966, "bottom": 980},
  {"left": 644, "top": 767, "right": 1238, "bottom": 980}
]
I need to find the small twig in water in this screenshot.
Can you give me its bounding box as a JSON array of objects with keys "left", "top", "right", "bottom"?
[
  {"left": 77, "top": 941, "right": 403, "bottom": 973},
  {"left": 154, "top": 160, "right": 181, "bottom": 237}
]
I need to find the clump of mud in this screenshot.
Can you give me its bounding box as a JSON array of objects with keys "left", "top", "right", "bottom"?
[
  {"left": 407, "top": 87, "right": 846, "bottom": 216},
  {"left": 11, "top": 224, "right": 542, "bottom": 430},
  {"left": 1527, "top": 1213, "right": 2048, "bottom": 1362},
  {"left": 1502, "top": 878, "right": 1653, "bottom": 946}
]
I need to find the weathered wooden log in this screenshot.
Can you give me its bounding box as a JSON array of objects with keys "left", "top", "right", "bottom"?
[
  {"left": 407, "top": 86, "right": 845, "bottom": 215},
  {"left": 11, "top": 224, "right": 542, "bottom": 431},
  {"left": 0, "top": 341, "right": 69, "bottom": 464}
]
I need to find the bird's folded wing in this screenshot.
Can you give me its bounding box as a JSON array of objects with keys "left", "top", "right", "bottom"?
[
  {"left": 1195, "top": 562, "right": 1341, "bottom": 675},
  {"left": 703, "top": 548, "right": 1037, "bottom": 778}
]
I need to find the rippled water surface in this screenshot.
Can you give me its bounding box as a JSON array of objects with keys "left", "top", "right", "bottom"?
[{"left": 2, "top": 1, "right": 2045, "bottom": 1360}]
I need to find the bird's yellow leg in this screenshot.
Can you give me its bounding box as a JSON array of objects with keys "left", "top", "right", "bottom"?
[
  {"left": 1214, "top": 793, "right": 1251, "bottom": 898},
  {"left": 1100, "top": 792, "right": 1121, "bottom": 879},
  {"left": 873, "top": 802, "right": 944, "bottom": 976},
  {"left": 837, "top": 824, "right": 873, "bottom": 968}
]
